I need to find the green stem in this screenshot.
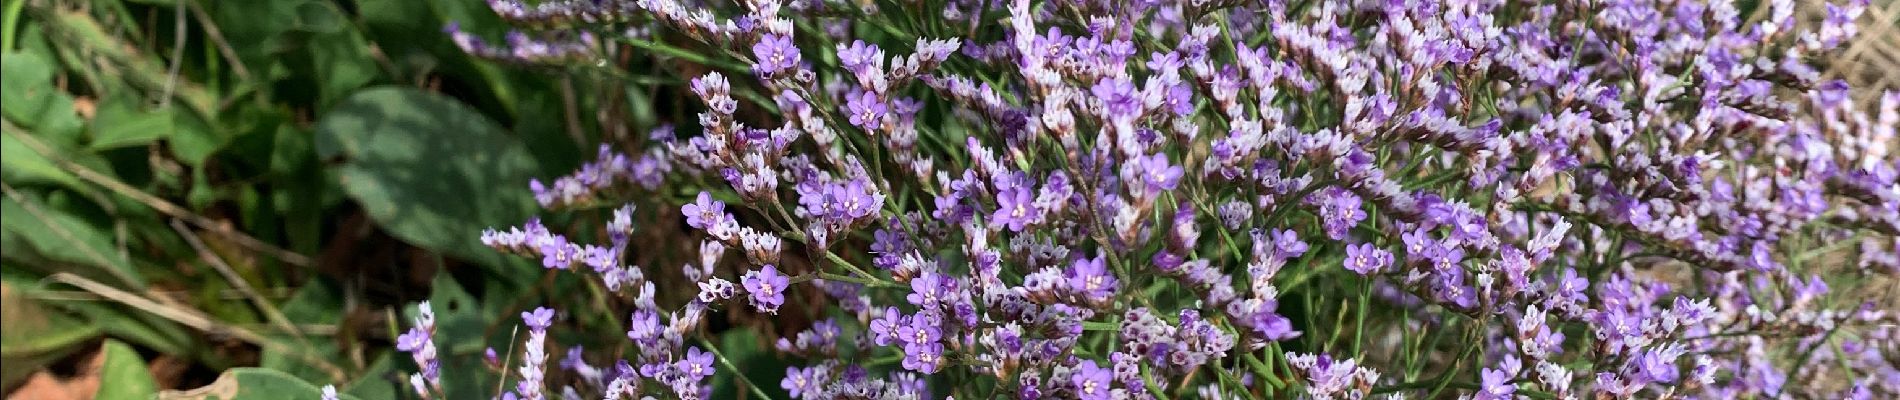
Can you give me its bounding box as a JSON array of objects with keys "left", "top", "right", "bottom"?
[
  {"left": 2, "top": 0, "right": 24, "bottom": 51},
  {"left": 702, "top": 340, "right": 777, "bottom": 400},
  {"left": 1241, "top": 353, "right": 1287, "bottom": 389}
]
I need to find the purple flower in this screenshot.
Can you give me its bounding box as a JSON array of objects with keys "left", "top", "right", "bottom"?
[
  {"left": 1478, "top": 367, "right": 1515, "bottom": 400},
  {"left": 896, "top": 313, "right": 941, "bottom": 346},
  {"left": 1067, "top": 254, "right": 1118, "bottom": 302},
  {"left": 676, "top": 346, "right": 715, "bottom": 379},
  {"left": 845, "top": 90, "right": 887, "bottom": 130},
  {"left": 751, "top": 34, "right": 800, "bottom": 76},
  {"left": 742, "top": 265, "right": 792, "bottom": 314},
  {"left": 1092, "top": 77, "right": 1142, "bottom": 119},
  {"left": 901, "top": 342, "right": 945, "bottom": 374},
  {"left": 396, "top": 327, "right": 430, "bottom": 353},
  {"left": 1343, "top": 243, "right": 1392, "bottom": 275},
  {"left": 682, "top": 192, "right": 730, "bottom": 231},
  {"left": 1270, "top": 229, "right": 1309, "bottom": 259},
  {"left": 992, "top": 185, "right": 1040, "bottom": 232},
  {"left": 1635, "top": 347, "right": 1682, "bottom": 384},
  {"left": 522, "top": 307, "right": 555, "bottom": 330},
  {"left": 537, "top": 237, "right": 578, "bottom": 270},
  {"left": 1138, "top": 153, "right": 1183, "bottom": 192},
  {"left": 914, "top": 38, "right": 961, "bottom": 65},
  {"left": 516, "top": 307, "right": 553, "bottom": 400},
  {"left": 1071, "top": 360, "right": 1114, "bottom": 400},
  {"left": 625, "top": 309, "right": 662, "bottom": 344},
  {"left": 782, "top": 366, "right": 821, "bottom": 399},
  {"left": 827, "top": 178, "right": 881, "bottom": 222},
  {"left": 1316, "top": 187, "right": 1365, "bottom": 240},
  {"left": 906, "top": 272, "right": 951, "bottom": 308},
  {"left": 836, "top": 40, "right": 883, "bottom": 77},
  {"left": 869, "top": 307, "right": 902, "bottom": 346}
]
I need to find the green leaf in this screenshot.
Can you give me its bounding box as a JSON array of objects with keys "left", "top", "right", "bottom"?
[
  {"left": 0, "top": 195, "right": 143, "bottom": 287},
  {"left": 95, "top": 339, "right": 159, "bottom": 400},
  {"left": 158, "top": 368, "right": 361, "bottom": 400},
  {"left": 260, "top": 277, "right": 343, "bottom": 383},
  {"left": 87, "top": 94, "right": 175, "bottom": 150},
  {"left": 58, "top": 301, "right": 195, "bottom": 358},
  {"left": 314, "top": 87, "right": 541, "bottom": 272},
  {"left": 170, "top": 107, "right": 224, "bottom": 167},
  {"left": 356, "top": 0, "right": 521, "bottom": 114},
  {"left": 206, "top": 0, "right": 307, "bottom": 72},
  {"left": 0, "top": 51, "right": 57, "bottom": 124},
  {"left": 0, "top": 282, "right": 100, "bottom": 388},
  {"left": 1, "top": 51, "right": 85, "bottom": 142},
  {"left": 1, "top": 131, "right": 82, "bottom": 189},
  {"left": 293, "top": 2, "right": 348, "bottom": 35},
  {"left": 0, "top": 283, "right": 99, "bottom": 356},
  {"left": 341, "top": 353, "right": 399, "bottom": 400},
  {"left": 306, "top": 30, "right": 379, "bottom": 108}
]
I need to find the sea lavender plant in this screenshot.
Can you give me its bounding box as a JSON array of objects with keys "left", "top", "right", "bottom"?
[{"left": 406, "top": 0, "right": 1900, "bottom": 398}]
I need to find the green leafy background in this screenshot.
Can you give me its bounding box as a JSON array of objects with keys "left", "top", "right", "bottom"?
[{"left": 0, "top": 0, "right": 699, "bottom": 397}]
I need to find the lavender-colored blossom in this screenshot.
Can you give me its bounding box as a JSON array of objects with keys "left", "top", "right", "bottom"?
[
  {"left": 396, "top": 302, "right": 440, "bottom": 389},
  {"left": 992, "top": 185, "right": 1040, "bottom": 232},
  {"left": 458, "top": 2, "right": 1896, "bottom": 398},
  {"left": 782, "top": 366, "right": 822, "bottom": 399},
  {"left": 516, "top": 307, "right": 554, "bottom": 400},
  {"left": 742, "top": 265, "right": 792, "bottom": 314},
  {"left": 1092, "top": 77, "right": 1142, "bottom": 119},
  {"left": 1316, "top": 187, "right": 1365, "bottom": 240},
  {"left": 900, "top": 342, "right": 945, "bottom": 374},
  {"left": 845, "top": 90, "right": 887, "bottom": 130},
  {"left": 751, "top": 33, "right": 800, "bottom": 76},
  {"left": 906, "top": 272, "right": 951, "bottom": 308},
  {"left": 1071, "top": 360, "right": 1114, "bottom": 400},
  {"left": 837, "top": 40, "right": 883, "bottom": 77},
  {"left": 1477, "top": 367, "right": 1515, "bottom": 400},
  {"left": 1137, "top": 153, "right": 1183, "bottom": 192},
  {"left": 1067, "top": 254, "right": 1118, "bottom": 302},
  {"left": 1343, "top": 243, "right": 1392, "bottom": 275},
  {"left": 682, "top": 192, "right": 730, "bottom": 231},
  {"left": 677, "top": 346, "right": 715, "bottom": 379}
]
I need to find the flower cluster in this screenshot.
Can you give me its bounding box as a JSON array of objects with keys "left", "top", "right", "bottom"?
[
  {"left": 393, "top": 301, "right": 439, "bottom": 397},
  {"left": 421, "top": 0, "right": 1900, "bottom": 399}
]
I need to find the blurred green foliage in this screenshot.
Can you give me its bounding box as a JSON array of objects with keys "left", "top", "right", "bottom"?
[{"left": 0, "top": 0, "right": 643, "bottom": 396}]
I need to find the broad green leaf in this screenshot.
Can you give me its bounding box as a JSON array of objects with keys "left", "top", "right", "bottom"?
[
  {"left": 307, "top": 30, "right": 379, "bottom": 108},
  {"left": 87, "top": 94, "right": 175, "bottom": 150},
  {"left": 170, "top": 107, "right": 224, "bottom": 167},
  {"left": 0, "top": 195, "right": 143, "bottom": 287},
  {"left": 158, "top": 368, "right": 362, "bottom": 400},
  {"left": 0, "top": 51, "right": 57, "bottom": 124},
  {"left": 95, "top": 339, "right": 159, "bottom": 400},
  {"left": 314, "top": 87, "right": 540, "bottom": 272},
  {"left": 1, "top": 51, "right": 85, "bottom": 142},
  {"left": 1, "top": 132, "right": 81, "bottom": 189}
]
